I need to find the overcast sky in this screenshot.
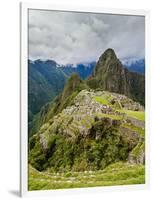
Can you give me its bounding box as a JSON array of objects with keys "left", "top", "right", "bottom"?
[{"left": 28, "top": 9, "right": 145, "bottom": 65}]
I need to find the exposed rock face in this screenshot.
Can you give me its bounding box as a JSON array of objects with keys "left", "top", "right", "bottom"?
[
  {"left": 29, "top": 89, "right": 145, "bottom": 172},
  {"left": 127, "top": 117, "right": 145, "bottom": 129},
  {"left": 93, "top": 49, "right": 128, "bottom": 95},
  {"left": 87, "top": 48, "right": 145, "bottom": 105}
]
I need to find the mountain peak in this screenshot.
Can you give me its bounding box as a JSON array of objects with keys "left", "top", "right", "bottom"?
[
  {"left": 61, "top": 73, "right": 81, "bottom": 101},
  {"left": 96, "top": 49, "right": 117, "bottom": 69},
  {"left": 93, "top": 48, "right": 119, "bottom": 77},
  {"left": 100, "top": 48, "right": 117, "bottom": 60},
  {"left": 87, "top": 48, "right": 145, "bottom": 105}
]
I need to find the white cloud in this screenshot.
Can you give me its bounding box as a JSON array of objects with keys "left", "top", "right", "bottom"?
[{"left": 28, "top": 9, "right": 145, "bottom": 64}]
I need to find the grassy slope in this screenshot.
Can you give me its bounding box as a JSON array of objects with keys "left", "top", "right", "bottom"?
[
  {"left": 120, "top": 110, "right": 145, "bottom": 121},
  {"left": 93, "top": 96, "right": 110, "bottom": 105},
  {"left": 28, "top": 162, "right": 145, "bottom": 190}
]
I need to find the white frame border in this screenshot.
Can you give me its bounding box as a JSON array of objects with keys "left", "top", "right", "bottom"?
[{"left": 20, "top": 2, "right": 150, "bottom": 197}]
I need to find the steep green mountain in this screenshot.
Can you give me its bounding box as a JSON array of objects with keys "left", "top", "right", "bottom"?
[
  {"left": 29, "top": 73, "right": 88, "bottom": 137},
  {"left": 87, "top": 49, "right": 145, "bottom": 105},
  {"left": 28, "top": 60, "right": 67, "bottom": 124},
  {"left": 28, "top": 60, "right": 95, "bottom": 125}
]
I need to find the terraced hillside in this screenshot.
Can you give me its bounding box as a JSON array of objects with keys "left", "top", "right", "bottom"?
[{"left": 29, "top": 88, "right": 145, "bottom": 190}]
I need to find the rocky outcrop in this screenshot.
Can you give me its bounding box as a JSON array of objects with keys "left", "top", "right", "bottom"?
[
  {"left": 127, "top": 117, "right": 145, "bottom": 129},
  {"left": 87, "top": 48, "right": 145, "bottom": 105}
]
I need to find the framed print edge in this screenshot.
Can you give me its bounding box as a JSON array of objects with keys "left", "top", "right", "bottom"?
[
  {"left": 145, "top": 10, "right": 151, "bottom": 190},
  {"left": 20, "top": 2, "right": 150, "bottom": 197},
  {"left": 20, "top": 2, "right": 28, "bottom": 197}
]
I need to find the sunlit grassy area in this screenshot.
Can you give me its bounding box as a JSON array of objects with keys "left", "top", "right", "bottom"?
[
  {"left": 93, "top": 93, "right": 113, "bottom": 105},
  {"left": 93, "top": 96, "right": 110, "bottom": 105},
  {"left": 118, "top": 110, "right": 145, "bottom": 121},
  {"left": 94, "top": 112, "right": 123, "bottom": 120},
  {"left": 28, "top": 162, "right": 145, "bottom": 191},
  {"left": 92, "top": 93, "right": 145, "bottom": 122}
]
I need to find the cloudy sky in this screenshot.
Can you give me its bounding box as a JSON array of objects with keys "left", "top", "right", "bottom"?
[{"left": 28, "top": 9, "right": 145, "bottom": 65}]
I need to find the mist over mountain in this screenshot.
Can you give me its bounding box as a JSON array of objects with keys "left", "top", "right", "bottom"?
[
  {"left": 123, "top": 59, "right": 145, "bottom": 74},
  {"left": 60, "top": 62, "right": 96, "bottom": 79}
]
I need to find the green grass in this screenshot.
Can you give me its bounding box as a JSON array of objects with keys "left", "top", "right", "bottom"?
[
  {"left": 93, "top": 95, "right": 110, "bottom": 105},
  {"left": 94, "top": 112, "right": 123, "bottom": 120},
  {"left": 118, "top": 110, "right": 145, "bottom": 121},
  {"left": 93, "top": 95, "right": 145, "bottom": 122},
  {"left": 28, "top": 162, "right": 145, "bottom": 190},
  {"left": 130, "top": 142, "right": 145, "bottom": 157}
]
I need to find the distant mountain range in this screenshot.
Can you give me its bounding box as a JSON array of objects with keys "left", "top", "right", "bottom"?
[
  {"left": 60, "top": 62, "right": 96, "bottom": 79},
  {"left": 123, "top": 59, "right": 145, "bottom": 74}
]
